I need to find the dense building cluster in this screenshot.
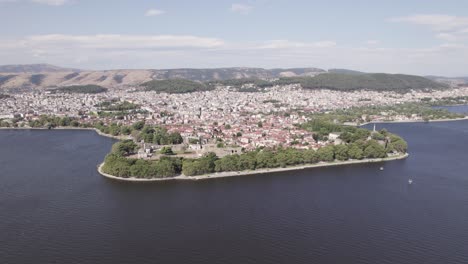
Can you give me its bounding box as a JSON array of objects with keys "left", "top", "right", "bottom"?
[{"left": 1, "top": 85, "right": 468, "bottom": 150}]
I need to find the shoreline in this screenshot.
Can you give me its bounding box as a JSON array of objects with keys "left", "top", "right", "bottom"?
[
  {"left": 1, "top": 115, "right": 467, "bottom": 136},
  {"left": 358, "top": 116, "right": 468, "bottom": 126},
  {"left": 97, "top": 153, "right": 409, "bottom": 182},
  {"left": 1, "top": 125, "right": 412, "bottom": 183}
]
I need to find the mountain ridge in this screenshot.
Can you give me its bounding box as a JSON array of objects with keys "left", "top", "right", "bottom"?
[
  {"left": 0, "top": 65, "right": 326, "bottom": 91},
  {"left": 0, "top": 64, "right": 82, "bottom": 74},
  {"left": 0, "top": 64, "right": 462, "bottom": 92}
]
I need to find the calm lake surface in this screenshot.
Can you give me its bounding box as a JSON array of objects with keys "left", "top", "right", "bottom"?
[
  {"left": 433, "top": 104, "right": 468, "bottom": 114},
  {"left": 2, "top": 119, "right": 468, "bottom": 263}
]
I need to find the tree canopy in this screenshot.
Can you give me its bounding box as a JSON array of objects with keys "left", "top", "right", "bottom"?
[
  {"left": 51, "top": 85, "right": 108, "bottom": 94},
  {"left": 275, "top": 73, "right": 448, "bottom": 92},
  {"left": 141, "top": 79, "right": 214, "bottom": 93},
  {"left": 111, "top": 140, "right": 138, "bottom": 157}
]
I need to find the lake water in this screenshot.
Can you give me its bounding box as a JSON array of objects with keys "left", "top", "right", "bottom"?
[
  {"left": 433, "top": 104, "right": 468, "bottom": 114},
  {"left": 1, "top": 119, "right": 468, "bottom": 263}
]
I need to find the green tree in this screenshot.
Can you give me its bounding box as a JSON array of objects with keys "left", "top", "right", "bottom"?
[
  {"left": 348, "top": 143, "right": 364, "bottom": 160},
  {"left": 238, "top": 151, "right": 257, "bottom": 170},
  {"left": 108, "top": 123, "right": 121, "bottom": 136},
  {"left": 120, "top": 126, "right": 132, "bottom": 135},
  {"left": 371, "top": 132, "right": 386, "bottom": 141},
  {"left": 130, "top": 159, "right": 150, "bottom": 178},
  {"left": 351, "top": 128, "right": 371, "bottom": 142},
  {"left": 215, "top": 154, "right": 240, "bottom": 172},
  {"left": 102, "top": 153, "right": 132, "bottom": 178},
  {"left": 203, "top": 152, "right": 218, "bottom": 172},
  {"left": 160, "top": 146, "right": 174, "bottom": 155},
  {"left": 182, "top": 153, "right": 218, "bottom": 176},
  {"left": 334, "top": 144, "right": 349, "bottom": 161},
  {"left": 182, "top": 160, "right": 197, "bottom": 176},
  {"left": 363, "top": 140, "right": 387, "bottom": 159},
  {"left": 388, "top": 135, "right": 408, "bottom": 153},
  {"left": 169, "top": 132, "right": 183, "bottom": 144},
  {"left": 339, "top": 131, "right": 353, "bottom": 143},
  {"left": 59, "top": 117, "right": 71, "bottom": 127},
  {"left": 70, "top": 120, "right": 80, "bottom": 127},
  {"left": 256, "top": 150, "right": 277, "bottom": 168},
  {"left": 111, "top": 140, "right": 138, "bottom": 156},
  {"left": 316, "top": 145, "right": 335, "bottom": 162},
  {"left": 132, "top": 121, "right": 145, "bottom": 131},
  {"left": 303, "top": 149, "right": 319, "bottom": 164},
  {"left": 153, "top": 159, "right": 177, "bottom": 177}
]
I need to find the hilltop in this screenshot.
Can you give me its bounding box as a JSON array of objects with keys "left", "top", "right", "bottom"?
[
  {"left": 0, "top": 64, "right": 456, "bottom": 93},
  {"left": 327, "top": 69, "right": 366, "bottom": 75},
  {"left": 0, "top": 64, "right": 326, "bottom": 91},
  {"left": 0, "top": 64, "right": 81, "bottom": 74},
  {"left": 425, "top": 75, "right": 468, "bottom": 87},
  {"left": 276, "top": 73, "right": 449, "bottom": 92},
  {"left": 218, "top": 73, "right": 450, "bottom": 92}
]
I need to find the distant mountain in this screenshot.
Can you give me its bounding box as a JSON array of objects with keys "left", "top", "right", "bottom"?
[
  {"left": 328, "top": 69, "right": 366, "bottom": 75},
  {"left": 268, "top": 67, "right": 327, "bottom": 77},
  {"left": 144, "top": 72, "right": 451, "bottom": 93},
  {"left": 0, "top": 64, "right": 81, "bottom": 74},
  {"left": 148, "top": 67, "right": 326, "bottom": 81},
  {"left": 425, "top": 75, "right": 468, "bottom": 87},
  {"left": 426, "top": 75, "right": 468, "bottom": 80},
  {"left": 0, "top": 66, "right": 326, "bottom": 91},
  {"left": 0, "top": 64, "right": 456, "bottom": 93},
  {"left": 276, "top": 73, "right": 449, "bottom": 92}
]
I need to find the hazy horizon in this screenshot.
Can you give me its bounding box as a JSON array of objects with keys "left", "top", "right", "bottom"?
[
  {"left": 1, "top": 0, "right": 468, "bottom": 76},
  {"left": 1, "top": 63, "right": 467, "bottom": 78}
]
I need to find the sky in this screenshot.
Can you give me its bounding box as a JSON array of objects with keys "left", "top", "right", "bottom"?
[{"left": 1, "top": 0, "right": 468, "bottom": 76}]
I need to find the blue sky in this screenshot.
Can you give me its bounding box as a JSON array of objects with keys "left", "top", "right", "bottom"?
[{"left": 1, "top": 0, "right": 468, "bottom": 76}]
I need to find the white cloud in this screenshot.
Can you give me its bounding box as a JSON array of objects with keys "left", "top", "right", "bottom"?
[
  {"left": 365, "top": 40, "right": 380, "bottom": 45},
  {"left": 259, "top": 40, "right": 336, "bottom": 49},
  {"left": 313, "top": 41, "right": 337, "bottom": 48},
  {"left": 259, "top": 40, "right": 307, "bottom": 49},
  {"left": 1, "top": 34, "right": 468, "bottom": 76},
  {"left": 145, "top": 9, "right": 165, "bottom": 17},
  {"left": 390, "top": 14, "right": 468, "bottom": 32},
  {"left": 230, "top": 3, "right": 253, "bottom": 15},
  {"left": 23, "top": 34, "right": 224, "bottom": 49},
  {"left": 390, "top": 14, "right": 468, "bottom": 44},
  {"left": 436, "top": 33, "right": 458, "bottom": 42},
  {"left": 31, "top": 0, "right": 69, "bottom": 6}
]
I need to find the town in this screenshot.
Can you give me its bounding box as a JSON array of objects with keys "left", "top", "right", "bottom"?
[{"left": 1, "top": 84, "right": 468, "bottom": 154}]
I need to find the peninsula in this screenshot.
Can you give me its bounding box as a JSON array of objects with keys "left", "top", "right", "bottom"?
[
  {"left": 96, "top": 119, "right": 409, "bottom": 181},
  {"left": 2, "top": 65, "right": 468, "bottom": 182},
  {"left": 0, "top": 115, "right": 410, "bottom": 182}
]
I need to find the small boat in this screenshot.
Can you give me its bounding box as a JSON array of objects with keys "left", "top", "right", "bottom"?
[
  {"left": 379, "top": 167, "right": 384, "bottom": 171},
  {"left": 408, "top": 179, "right": 413, "bottom": 184}
]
